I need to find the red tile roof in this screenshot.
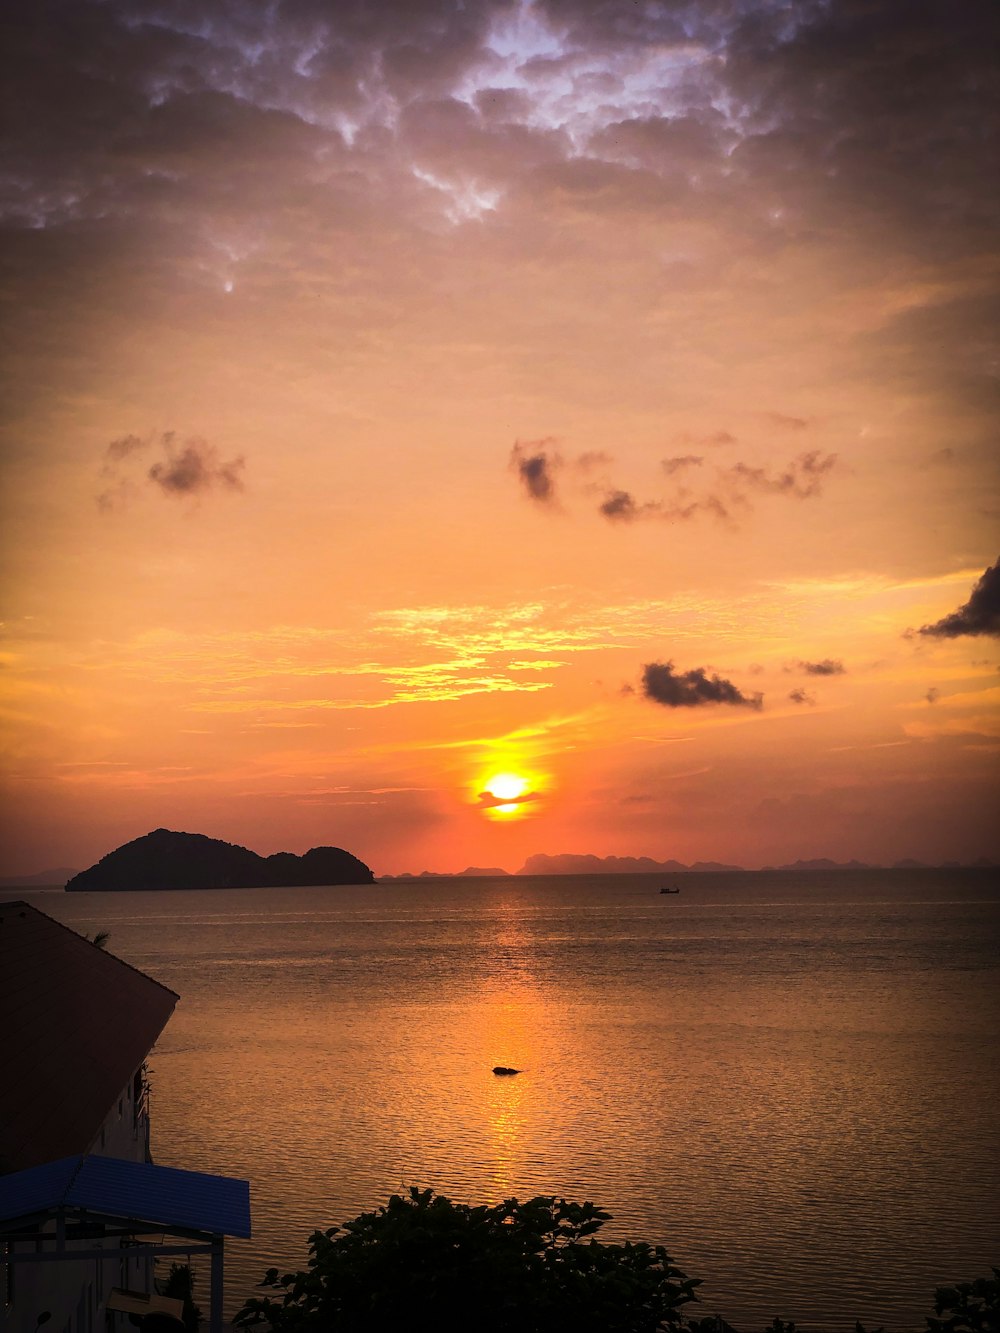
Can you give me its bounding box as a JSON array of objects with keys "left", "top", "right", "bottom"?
[{"left": 0, "top": 901, "right": 178, "bottom": 1174}]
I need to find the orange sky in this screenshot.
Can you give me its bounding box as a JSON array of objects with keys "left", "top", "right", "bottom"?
[{"left": 1, "top": 0, "right": 997, "bottom": 876}]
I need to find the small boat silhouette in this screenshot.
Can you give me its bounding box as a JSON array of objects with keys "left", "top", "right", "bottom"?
[
  {"left": 659, "top": 886, "right": 680, "bottom": 894},
  {"left": 492, "top": 1066, "right": 520, "bottom": 1076}
]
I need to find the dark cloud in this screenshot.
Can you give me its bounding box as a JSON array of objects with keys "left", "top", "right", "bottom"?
[
  {"left": 798, "top": 659, "right": 845, "bottom": 676},
  {"left": 600, "top": 490, "right": 636, "bottom": 521},
  {"left": 598, "top": 487, "right": 729, "bottom": 524},
  {"left": 4, "top": 0, "right": 994, "bottom": 262},
  {"left": 591, "top": 450, "right": 834, "bottom": 526},
  {"left": 789, "top": 688, "right": 816, "bottom": 705},
  {"left": 720, "top": 0, "right": 999, "bottom": 270},
  {"left": 599, "top": 490, "right": 652, "bottom": 523},
  {"left": 641, "top": 660, "right": 763, "bottom": 710},
  {"left": 918, "top": 560, "right": 1000, "bottom": 638},
  {"left": 149, "top": 438, "right": 246, "bottom": 496},
  {"left": 661, "top": 454, "right": 703, "bottom": 476},
  {"left": 510, "top": 439, "right": 561, "bottom": 506},
  {"left": 476, "top": 789, "right": 540, "bottom": 810},
  {"left": 727, "top": 451, "right": 837, "bottom": 499},
  {"left": 98, "top": 432, "right": 246, "bottom": 507}
]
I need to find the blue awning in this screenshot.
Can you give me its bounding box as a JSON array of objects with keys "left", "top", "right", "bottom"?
[{"left": 0, "top": 1154, "right": 251, "bottom": 1238}]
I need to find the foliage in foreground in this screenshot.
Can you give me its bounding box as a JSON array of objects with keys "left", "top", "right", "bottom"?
[
  {"left": 233, "top": 1189, "right": 999, "bottom": 1333},
  {"left": 234, "top": 1188, "right": 701, "bottom": 1333},
  {"left": 161, "top": 1261, "right": 203, "bottom": 1331},
  {"left": 925, "top": 1271, "right": 999, "bottom": 1333}
]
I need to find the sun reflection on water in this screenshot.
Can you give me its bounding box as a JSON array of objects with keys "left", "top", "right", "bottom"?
[{"left": 480, "top": 904, "right": 539, "bottom": 1195}]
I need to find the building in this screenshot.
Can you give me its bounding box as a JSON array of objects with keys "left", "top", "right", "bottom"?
[{"left": 0, "top": 902, "right": 250, "bottom": 1333}]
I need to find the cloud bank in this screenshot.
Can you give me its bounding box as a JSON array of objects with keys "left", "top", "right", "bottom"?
[{"left": 918, "top": 560, "right": 1000, "bottom": 638}]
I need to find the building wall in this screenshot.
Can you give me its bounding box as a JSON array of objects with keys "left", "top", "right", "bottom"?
[
  {"left": 1, "top": 1067, "right": 155, "bottom": 1333},
  {"left": 89, "top": 1064, "right": 150, "bottom": 1165}
]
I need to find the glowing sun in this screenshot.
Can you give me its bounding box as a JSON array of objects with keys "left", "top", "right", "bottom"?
[
  {"left": 485, "top": 774, "right": 528, "bottom": 802},
  {"left": 478, "top": 772, "right": 536, "bottom": 818}
]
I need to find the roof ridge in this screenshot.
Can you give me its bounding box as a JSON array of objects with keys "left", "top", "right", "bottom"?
[{"left": 0, "top": 900, "right": 180, "bottom": 1003}]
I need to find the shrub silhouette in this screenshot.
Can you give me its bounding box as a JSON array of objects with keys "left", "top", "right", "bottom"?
[
  {"left": 234, "top": 1190, "right": 998, "bottom": 1333},
  {"left": 234, "top": 1187, "right": 701, "bottom": 1333}
]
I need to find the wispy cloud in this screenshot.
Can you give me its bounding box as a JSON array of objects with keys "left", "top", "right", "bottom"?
[
  {"left": 512, "top": 437, "right": 837, "bottom": 526},
  {"left": 673, "top": 431, "right": 736, "bottom": 448},
  {"left": 726, "top": 451, "right": 837, "bottom": 500},
  {"left": 191, "top": 675, "right": 554, "bottom": 713},
  {"left": 599, "top": 490, "right": 658, "bottom": 522},
  {"left": 661, "top": 454, "right": 704, "bottom": 476},
  {"left": 98, "top": 432, "right": 246, "bottom": 509},
  {"left": 763, "top": 412, "right": 811, "bottom": 431},
  {"left": 797, "top": 659, "right": 846, "bottom": 676},
  {"left": 149, "top": 438, "right": 246, "bottom": 496}
]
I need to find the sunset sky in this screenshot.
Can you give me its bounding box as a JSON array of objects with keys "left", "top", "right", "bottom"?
[{"left": 1, "top": 0, "right": 997, "bottom": 877}]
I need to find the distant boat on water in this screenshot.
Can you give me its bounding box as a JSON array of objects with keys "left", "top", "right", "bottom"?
[{"left": 659, "top": 886, "right": 680, "bottom": 894}]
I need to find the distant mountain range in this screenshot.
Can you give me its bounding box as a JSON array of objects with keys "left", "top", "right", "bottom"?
[
  {"left": 518, "top": 853, "right": 743, "bottom": 875},
  {"left": 64, "top": 829, "right": 374, "bottom": 891},
  {"left": 393, "top": 867, "right": 512, "bottom": 879},
  {"left": 0, "top": 867, "right": 79, "bottom": 889},
  {"left": 4, "top": 846, "right": 994, "bottom": 890},
  {"left": 385, "top": 852, "right": 997, "bottom": 879}
]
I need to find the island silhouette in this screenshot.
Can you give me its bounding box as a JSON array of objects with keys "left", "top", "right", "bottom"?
[{"left": 65, "top": 828, "right": 374, "bottom": 891}]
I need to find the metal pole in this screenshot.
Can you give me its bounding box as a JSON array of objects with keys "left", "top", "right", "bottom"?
[{"left": 210, "top": 1239, "right": 224, "bottom": 1333}]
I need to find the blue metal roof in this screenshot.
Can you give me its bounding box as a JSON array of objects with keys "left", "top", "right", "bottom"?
[{"left": 0, "top": 1154, "right": 251, "bottom": 1239}]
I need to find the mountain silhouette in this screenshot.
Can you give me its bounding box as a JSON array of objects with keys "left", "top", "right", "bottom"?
[
  {"left": 518, "top": 853, "right": 742, "bottom": 875},
  {"left": 65, "top": 828, "right": 374, "bottom": 891}
]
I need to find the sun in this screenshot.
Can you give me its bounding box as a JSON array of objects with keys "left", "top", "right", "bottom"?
[
  {"left": 485, "top": 773, "right": 528, "bottom": 802},
  {"left": 476, "top": 771, "right": 538, "bottom": 819}
]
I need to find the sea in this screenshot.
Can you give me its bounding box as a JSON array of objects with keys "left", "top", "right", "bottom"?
[{"left": 19, "top": 868, "right": 1000, "bottom": 1330}]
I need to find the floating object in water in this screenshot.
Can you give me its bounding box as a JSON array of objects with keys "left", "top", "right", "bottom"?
[{"left": 492, "top": 1065, "right": 520, "bottom": 1076}]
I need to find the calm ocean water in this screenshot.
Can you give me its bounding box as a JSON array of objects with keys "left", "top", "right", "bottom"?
[{"left": 23, "top": 869, "right": 1000, "bottom": 1329}]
